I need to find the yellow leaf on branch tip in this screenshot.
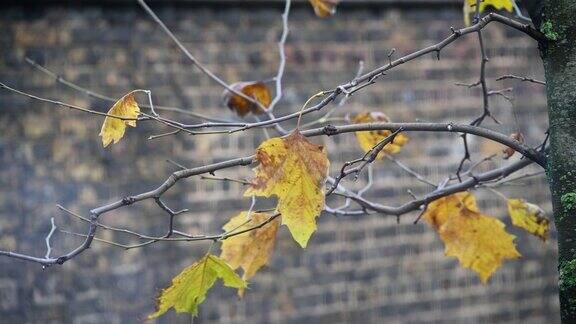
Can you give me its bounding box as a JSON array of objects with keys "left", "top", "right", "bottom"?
[
  {"left": 99, "top": 91, "right": 140, "bottom": 147},
  {"left": 424, "top": 192, "right": 520, "bottom": 283},
  {"left": 245, "top": 130, "right": 330, "bottom": 248},
  {"left": 309, "top": 0, "right": 339, "bottom": 18},
  {"left": 220, "top": 212, "right": 280, "bottom": 297},
  {"left": 507, "top": 198, "right": 550, "bottom": 241},
  {"left": 466, "top": 0, "right": 514, "bottom": 12},
  {"left": 352, "top": 112, "right": 409, "bottom": 159},
  {"left": 463, "top": 1, "right": 472, "bottom": 26},
  {"left": 463, "top": 0, "right": 514, "bottom": 26},
  {"left": 148, "top": 254, "right": 246, "bottom": 319}
]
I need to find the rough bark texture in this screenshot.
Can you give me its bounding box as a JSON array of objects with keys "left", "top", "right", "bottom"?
[{"left": 531, "top": 0, "right": 576, "bottom": 322}]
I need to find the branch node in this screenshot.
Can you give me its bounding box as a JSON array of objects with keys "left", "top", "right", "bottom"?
[
  {"left": 122, "top": 196, "right": 136, "bottom": 205},
  {"left": 322, "top": 124, "right": 338, "bottom": 136},
  {"left": 56, "top": 256, "right": 67, "bottom": 264}
]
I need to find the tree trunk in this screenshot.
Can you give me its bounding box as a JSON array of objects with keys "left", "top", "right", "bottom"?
[{"left": 528, "top": 1, "right": 576, "bottom": 322}]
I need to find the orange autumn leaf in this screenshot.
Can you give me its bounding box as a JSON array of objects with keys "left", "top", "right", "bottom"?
[
  {"left": 352, "top": 112, "right": 409, "bottom": 159},
  {"left": 224, "top": 81, "right": 271, "bottom": 117},
  {"left": 245, "top": 130, "right": 330, "bottom": 248},
  {"left": 309, "top": 0, "right": 339, "bottom": 18},
  {"left": 424, "top": 192, "right": 521, "bottom": 282},
  {"left": 99, "top": 91, "right": 140, "bottom": 147},
  {"left": 220, "top": 212, "right": 280, "bottom": 296}
]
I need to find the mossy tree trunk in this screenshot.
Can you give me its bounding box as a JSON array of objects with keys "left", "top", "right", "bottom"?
[{"left": 527, "top": 0, "right": 576, "bottom": 322}]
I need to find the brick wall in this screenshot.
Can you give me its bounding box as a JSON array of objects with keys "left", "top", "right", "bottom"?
[{"left": 0, "top": 2, "right": 559, "bottom": 323}]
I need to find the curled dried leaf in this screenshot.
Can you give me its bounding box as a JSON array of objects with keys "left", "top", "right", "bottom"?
[
  {"left": 224, "top": 81, "right": 271, "bottom": 117},
  {"left": 502, "top": 132, "right": 524, "bottom": 160},
  {"left": 309, "top": 0, "right": 339, "bottom": 18},
  {"left": 99, "top": 91, "right": 140, "bottom": 147},
  {"left": 507, "top": 198, "right": 549, "bottom": 241},
  {"left": 352, "top": 112, "right": 409, "bottom": 159}
]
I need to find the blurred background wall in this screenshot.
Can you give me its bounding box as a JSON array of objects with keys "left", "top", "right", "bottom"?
[{"left": 0, "top": 0, "right": 559, "bottom": 323}]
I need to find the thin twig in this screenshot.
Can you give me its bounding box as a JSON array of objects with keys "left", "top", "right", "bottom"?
[
  {"left": 25, "top": 57, "right": 227, "bottom": 121},
  {"left": 496, "top": 74, "right": 546, "bottom": 85},
  {"left": 385, "top": 155, "right": 436, "bottom": 187},
  {"left": 44, "top": 217, "right": 57, "bottom": 259},
  {"left": 268, "top": 0, "right": 291, "bottom": 113},
  {"left": 327, "top": 129, "right": 404, "bottom": 195},
  {"left": 137, "top": 0, "right": 267, "bottom": 112},
  {"left": 0, "top": 82, "right": 136, "bottom": 120}
]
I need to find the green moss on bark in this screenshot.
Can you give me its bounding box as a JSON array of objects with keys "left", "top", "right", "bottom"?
[
  {"left": 561, "top": 193, "right": 576, "bottom": 211},
  {"left": 541, "top": 20, "right": 559, "bottom": 40},
  {"left": 560, "top": 260, "right": 576, "bottom": 316}
]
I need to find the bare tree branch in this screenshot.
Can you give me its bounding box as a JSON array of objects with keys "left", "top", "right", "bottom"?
[
  {"left": 24, "top": 57, "right": 232, "bottom": 122},
  {"left": 0, "top": 7, "right": 548, "bottom": 269},
  {"left": 326, "top": 129, "right": 403, "bottom": 195},
  {"left": 496, "top": 74, "right": 546, "bottom": 85}
]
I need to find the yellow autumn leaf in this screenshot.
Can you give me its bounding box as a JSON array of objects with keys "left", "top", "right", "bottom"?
[
  {"left": 507, "top": 198, "right": 549, "bottom": 241},
  {"left": 99, "top": 91, "right": 140, "bottom": 147},
  {"left": 424, "top": 192, "right": 478, "bottom": 229},
  {"left": 463, "top": 1, "right": 472, "bottom": 26},
  {"left": 148, "top": 254, "right": 246, "bottom": 319},
  {"left": 467, "top": 0, "right": 514, "bottom": 12},
  {"left": 245, "top": 130, "right": 330, "bottom": 248},
  {"left": 220, "top": 212, "right": 280, "bottom": 296},
  {"left": 463, "top": 0, "right": 514, "bottom": 26},
  {"left": 424, "top": 192, "right": 521, "bottom": 282},
  {"left": 352, "top": 112, "right": 409, "bottom": 159},
  {"left": 309, "top": 0, "right": 339, "bottom": 18}
]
